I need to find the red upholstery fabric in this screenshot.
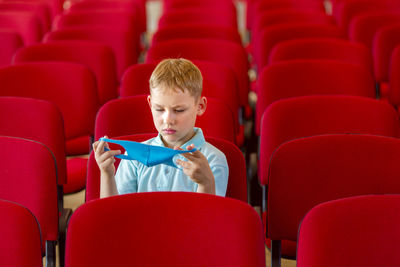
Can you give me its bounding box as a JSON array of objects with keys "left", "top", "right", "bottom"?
[
  {"left": 95, "top": 95, "right": 236, "bottom": 144},
  {"left": 163, "top": 0, "right": 235, "bottom": 13},
  {"left": 256, "top": 23, "right": 344, "bottom": 71},
  {"left": 0, "top": 11, "right": 42, "bottom": 45},
  {"left": 333, "top": 0, "right": 400, "bottom": 31},
  {"left": 86, "top": 134, "right": 247, "bottom": 202},
  {"left": 255, "top": 0, "right": 325, "bottom": 15},
  {"left": 297, "top": 195, "right": 400, "bottom": 267},
  {"left": 389, "top": 46, "right": 400, "bottom": 106},
  {"left": 348, "top": 11, "right": 400, "bottom": 50},
  {"left": 247, "top": 0, "right": 325, "bottom": 32},
  {"left": 267, "top": 134, "right": 400, "bottom": 250},
  {"left": 44, "top": 26, "right": 140, "bottom": 78},
  {"left": 0, "top": 30, "right": 23, "bottom": 67},
  {"left": 52, "top": 10, "right": 140, "bottom": 33},
  {"left": 66, "top": 192, "right": 265, "bottom": 267},
  {"left": 119, "top": 61, "right": 241, "bottom": 142},
  {"left": 254, "top": 9, "right": 334, "bottom": 32},
  {"left": 255, "top": 60, "right": 376, "bottom": 135},
  {"left": 0, "top": 63, "right": 98, "bottom": 193},
  {"left": 0, "top": 62, "right": 98, "bottom": 153},
  {"left": 0, "top": 136, "right": 59, "bottom": 245},
  {"left": 251, "top": 9, "right": 335, "bottom": 55},
  {"left": 64, "top": 157, "right": 88, "bottom": 194},
  {"left": 0, "top": 2, "right": 51, "bottom": 32},
  {"left": 158, "top": 8, "right": 237, "bottom": 29},
  {"left": 13, "top": 41, "right": 118, "bottom": 105},
  {"left": 269, "top": 38, "right": 373, "bottom": 73},
  {"left": 373, "top": 24, "right": 400, "bottom": 82},
  {"left": 259, "top": 95, "right": 400, "bottom": 185},
  {"left": 0, "top": 200, "right": 42, "bottom": 267},
  {"left": 151, "top": 23, "right": 242, "bottom": 46},
  {"left": 146, "top": 39, "right": 249, "bottom": 108},
  {"left": 0, "top": 97, "right": 67, "bottom": 185},
  {"left": 66, "top": 0, "right": 146, "bottom": 33}
]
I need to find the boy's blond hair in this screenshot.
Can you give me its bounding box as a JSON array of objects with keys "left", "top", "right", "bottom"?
[{"left": 149, "top": 58, "right": 203, "bottom": 99}]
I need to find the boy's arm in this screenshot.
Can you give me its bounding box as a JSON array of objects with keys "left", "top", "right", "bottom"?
[
  {"left": 175, "top": 144, "right": 216, "bottom": 195},
  {"left": 93, "top": 138, "right": 121, "bottom": 198}
]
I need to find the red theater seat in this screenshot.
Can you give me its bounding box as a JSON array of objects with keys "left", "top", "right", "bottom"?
[
  {"left": 297, "top": 195, "right": 400, "bottom": 267},
  {"left": 66, "top": 192, "right": 265, "bottom": 267},
  {"left": 267, "top": 134, "right": 400, "bottom": 265},
  {"left": 0, "top": 200, "right": 42, "bottom": 267},
  {"left": 255, "top": 60, "right": 376, "bottom": 135}
]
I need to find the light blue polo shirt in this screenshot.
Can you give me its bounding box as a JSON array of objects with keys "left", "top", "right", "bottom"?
[{"left": 115, "top": 128, "right": 228, "bottom": 196}]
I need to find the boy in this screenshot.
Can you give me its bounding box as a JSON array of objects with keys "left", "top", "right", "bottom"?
[{"left": 93, "top": 58, "right": 229, "bottom": 198}]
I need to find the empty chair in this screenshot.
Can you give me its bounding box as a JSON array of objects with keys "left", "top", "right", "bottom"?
[
  {"left": 146, "top": 39, "right": 249, "bottom": 111},
  {"left": 255, "top": 60, "right": 376, "bottom": 135},
  {"left": 251, "top": 9, "right": 336, "bottom": 52},
  {"left": 0, "top": 30, "right": 23, "bottom": 67},
  {"left": 44, "top": 26, "right": 140, "bottom": 78},
  {"left": 267, "top": 134, "right": 400, "bottom": 267},
  {"left": 0, "top": 11, "right": 42, "bottom": 45},
  {"left": 52, "top": 10, "right": 140, "bottom": 33},
  {"left": 259, "top": 95, "right": 400, "bottom": 187},
  {"left": 0, "top": 136, "right": 60, "bottom": 266},
  {"left": 95, "top": 95, "right": 236, "bottom": 144},
  {"left": 269, "top": 38, "right": 373, "bottom": 73},
  {"left": 0, "top": 199, "right": 42, "bottom": 267},
  {"left": 255, "top": 23, "right": 344, "bottom": 71},
  {"left": 151, "top": 24, "right": 242, "bottom": 46},
  {"left": 66, "top": 0, "right": 146, "bottom": 33},
  {"left": 297, "top": 195, "right": 400, "bottom": 267},
  {"left": 66, "top": 192, "right": 265, "bottom": 267},
  {"left": 13, "top": 41, "right": 118, "bottom": 105},
  {"left": 348, "top": 11, "right": 400, "bottom": 50},
  {"left": 373, "top": 24, "right": 400, "bottom": 84},
  {"left": 86, "top": 134, "right": 247, "bottom": 202},
  {"left": 333, "top": 0, "right": 400, "bottom": 31},
  {"left": 248, "top": 0, "right": 326, "bottom": 33},
  {"left": 0, "top": 62, "right": 99, "bottom": 193},
  {"left": 0, "top": 96, "right": 67, "bottom": 193},
  {"left": 254, "top": 9, "right": 335, "bottom": 31},
  {"left": 158, "top": 8, "right": 237, "bottom": 29},
  {"left": 0, "top": 1, "right": 51, "bottom": 32}
]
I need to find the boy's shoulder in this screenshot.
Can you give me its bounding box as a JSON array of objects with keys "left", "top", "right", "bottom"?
[{"left": 200, "top": 141, "right": 227, "bottom": 165}]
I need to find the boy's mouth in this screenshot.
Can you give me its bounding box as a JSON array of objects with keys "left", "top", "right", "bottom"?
[{"left": 163, "top": 129, "right": 176, "bottom": 135}]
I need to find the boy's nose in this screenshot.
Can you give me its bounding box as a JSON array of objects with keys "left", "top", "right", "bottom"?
[{"left": 163, "top": 110, "right": 175, "bottom": 124}]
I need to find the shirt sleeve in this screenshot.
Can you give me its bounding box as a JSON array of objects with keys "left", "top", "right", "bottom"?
[
  {"left": 211, "top": 163, "right": 229, "bottom": 197},
  {"left": 115, "top": 158, "right": 139, "bottom": 194}
]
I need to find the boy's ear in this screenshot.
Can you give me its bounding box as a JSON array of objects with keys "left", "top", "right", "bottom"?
[
  {"left": 197, "top": 96, "right": 207, "bottom": 116},
  {"left": 147, "top": 95, "right": 152, "bottom": 109}
]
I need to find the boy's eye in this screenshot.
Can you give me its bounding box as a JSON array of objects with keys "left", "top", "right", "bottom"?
[
  {"left": 175, "top": 109, "right": 185, "bottom": 113},
  {"left": 155, "top": 109, "right": 164, "bottom": 112}
]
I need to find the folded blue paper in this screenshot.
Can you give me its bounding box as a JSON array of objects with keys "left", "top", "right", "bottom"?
[{"left": 100, "top": 137, "right": 196, "bottom": 168}]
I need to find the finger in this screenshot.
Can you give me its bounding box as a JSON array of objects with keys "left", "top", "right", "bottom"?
[
  {"left": 181, "top": 152, "right": 196, "bottom": 160},
  {"left": 176, "top": 159, "right": 191, "bottom": 168},
  {"left": 186, "top": 144, "right": 195, "bottom": 150},
  {"left": 98, "top": 149, "right": 121, "bottom": 162}
]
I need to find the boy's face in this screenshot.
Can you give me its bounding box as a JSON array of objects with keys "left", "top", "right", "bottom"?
[{"left": 147, "top": 87, "right": 206, "bottom": 148}]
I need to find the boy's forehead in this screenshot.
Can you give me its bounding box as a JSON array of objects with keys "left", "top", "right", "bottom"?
[{"left": 150, "top": 86, "right": 199, "bottom": 101}]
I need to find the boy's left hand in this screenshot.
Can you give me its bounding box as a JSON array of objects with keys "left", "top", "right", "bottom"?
[{"left": 175, "top": 144, "right": 216, "bottom": 195}]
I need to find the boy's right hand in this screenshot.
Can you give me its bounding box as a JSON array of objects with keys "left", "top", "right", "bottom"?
[{"left": 93, "top": 136, "right": 121, "bottom": 177}]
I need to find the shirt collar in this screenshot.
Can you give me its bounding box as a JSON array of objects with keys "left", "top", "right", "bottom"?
[{"left": 153, "top": 127, "right": 206, "bottom": 149}]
